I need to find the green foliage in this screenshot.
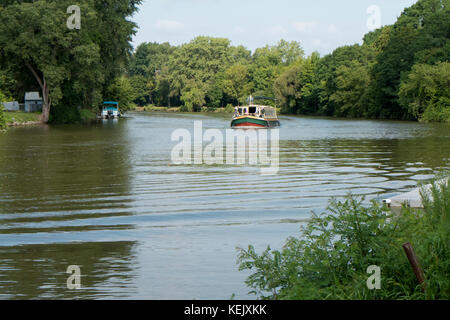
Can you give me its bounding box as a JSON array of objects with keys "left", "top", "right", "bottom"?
[
  {"left": 316, "top": 44, "right": 377, "bottom": 117},
  {"left": 222, "top": 64, "right": 253, "bottom": 106},
  {"left": 79, "top": 109, "right": 95, "bottom": 122},
  {"left": 122, "top": 0, "right": 446, "bottom": 122},
  {"left": 0, "top": 0, "right": 141, "bottom": 123},
  {"left": 1, "top": 0, "right": 447, "bottom": 122},
  {"left": 238, "top": 179, "right": 450, "bottom": 300},
  {"left": 399, "top": 62, "right": 450, "bottom": 122},
  {"left": 0, "top": 105, "right": 5, "bottom": 131},
  {"left": 371, "top": 0, "right": 449, "bottom": 119},
  {"left": 180, "top": 81, "right": 206, "bottom": 112},
  {"left": 330, "top": 60, "right": 372, "bottom": 117},
  {"left": 106, "top": 76, "right": 135, "bottom": 111},
  {"left": 0, "top": 89, "right": 6, "bottom": 129},
  {"left": 224, "top": 104, "right": 235, "bottom": 113},
  {"left": 274, "top": 53, "right": 320, "bottom": 114},
  {"left": 129, "top": 75, "right": 149, "bottom": 106}
]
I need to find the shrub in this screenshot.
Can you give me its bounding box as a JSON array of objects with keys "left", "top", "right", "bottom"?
[
  {"left": 79, "top": 109, "right": 95, "bottom": 122},
  {"left": 225, "top": 104, "right": 235, "bottom": 113},
  {"left": 237, "top": 178, "right": 449, "bottom": 300},
  {"left": 0, "top": 91, "right": 6, "bottom": 130},
  {"left": 399, "top": 62, "right": 450, "bottom": 122},
  {"left": 0, "top": 103, "right": 6, "bottom": 130}
]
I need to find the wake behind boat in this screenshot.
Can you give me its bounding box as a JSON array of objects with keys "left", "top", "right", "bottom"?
[{"left": 231, "top": 96, "right": 280, "bottom": 128}]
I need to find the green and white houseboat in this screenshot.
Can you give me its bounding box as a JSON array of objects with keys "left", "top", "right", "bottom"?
[{"left": 231, "top": 96, "right": 280, "bottom": 128}]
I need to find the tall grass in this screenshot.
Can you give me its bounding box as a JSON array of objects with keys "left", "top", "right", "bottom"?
[{"left": 237, "top": 178, "right": 449, "bottom": 300}]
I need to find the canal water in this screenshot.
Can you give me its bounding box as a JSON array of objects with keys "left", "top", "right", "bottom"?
[{"left": 0, "top": 112, "right": 449, "bottom": 299}]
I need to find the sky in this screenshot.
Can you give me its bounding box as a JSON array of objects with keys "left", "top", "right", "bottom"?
[{"left": 131, "top": 0, "right": 418, "bottom": 55}]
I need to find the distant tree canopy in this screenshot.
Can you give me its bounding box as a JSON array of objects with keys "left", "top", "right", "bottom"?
[
  {"left": 126, "top": 37, "right": 306, "bottom": 111},
  {"left": 0, "top": 0, "right": 142, "bottom": 123},
  {"left": 0, "top": 0, "right": 448, "bottom": 123},
  {"left": 121, "top": 0, "right": 448, "bottom": 122}
]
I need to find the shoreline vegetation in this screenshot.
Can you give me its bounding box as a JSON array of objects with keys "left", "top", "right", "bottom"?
[
  {"left": 237, "top": 177, "right": 449, "bottom": 300},
  {"left": 0, "top": 0, "right": 449, "bottom": 126},
  {"left": 4, "top": 111, "right": 41, "bottom": 126},
  {"left": 133, "top": 104, "right": 242, "bottom": 114}
]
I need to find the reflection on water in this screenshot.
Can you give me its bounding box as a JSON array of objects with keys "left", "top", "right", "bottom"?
[
  {"left": 0, "top": 241, "right": 137, "bottom": 299},
  {"left": 0, "top": 112, "right": 449, "bottom": 299}
]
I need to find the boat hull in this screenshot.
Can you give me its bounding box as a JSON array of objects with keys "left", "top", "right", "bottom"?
[{"left": 231, "top": 117, "right": 280, "bottom": 128}]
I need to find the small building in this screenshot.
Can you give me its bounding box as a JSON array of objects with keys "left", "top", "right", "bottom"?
[
  {"left": 24, "top": 92, "right": 43, "bottom": 112},
  {"left": 2, "top": 101, "right": 20, "bottom": 111}
]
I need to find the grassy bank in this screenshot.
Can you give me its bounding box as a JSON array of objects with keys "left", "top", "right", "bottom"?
[
  {"left": 134, "top": 105, "right": 182, "bottom": 113},
  {"left": 237, "top": 178, "right": 449, "bottom": 300},
  {"left": 4, "top": 111, "right": 41, "bottom": 126}
]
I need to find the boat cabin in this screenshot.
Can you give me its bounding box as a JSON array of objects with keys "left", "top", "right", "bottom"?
[
  {"left": 234, "top": 105, "right": 277, "bottom": 119},
  {"left": 101, "top": 101, "right": 120, "bottom": 119}
]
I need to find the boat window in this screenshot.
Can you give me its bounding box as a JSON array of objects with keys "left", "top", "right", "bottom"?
[
  {"left": 264, "top": 108, "right": 276, "bottom": 118},
  {"left": 249, "top": 107, "right": 257, "bottom": 114}
]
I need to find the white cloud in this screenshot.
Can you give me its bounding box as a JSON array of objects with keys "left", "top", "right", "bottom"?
[
  {"left": 292, "top": 21, "right": 317, "bottom": 33},
  {"left": 154, "top": 19, "right": 185, "bottom": 33}
]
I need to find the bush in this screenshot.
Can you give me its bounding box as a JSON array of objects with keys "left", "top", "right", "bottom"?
[
  {"left": 0, "top": 104, "right": 6, "bottom": 130},
  {"left": 79, "top": 109, "right": 95, "bottom": 122},
  {"left": 225, "top": 104, "right": 235, "bottom": 113},
  {"left": 0, "top": 91, "right": 6, "bottom": 130},
  {"left": 399, "top": 62, "right": 450, "bottom": 122},
  {"left": 49, "top": 104, "right": 82, "bottom": 124},
  {"left": 237, "top": 178, "right": 449, "bottom": 300}
]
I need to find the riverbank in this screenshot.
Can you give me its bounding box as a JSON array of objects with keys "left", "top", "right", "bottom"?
[
  {"left": 133, "top": 105, "right": 233, "bottom": 113},
  {"left": 4, "top": 111, "right": 41, "bottom": 126}
]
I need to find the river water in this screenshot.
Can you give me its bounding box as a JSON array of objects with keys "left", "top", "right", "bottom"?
[{"left": 0, "top": 112, "right": 449, "bottom": 299}]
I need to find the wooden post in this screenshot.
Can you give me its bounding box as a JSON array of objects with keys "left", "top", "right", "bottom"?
[{"left": 402, "top": 242, "right": 426, "bottom": 291}]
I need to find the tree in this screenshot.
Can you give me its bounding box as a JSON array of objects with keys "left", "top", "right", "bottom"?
[
  {"left": 276, "top": 39, "right": 305, "bottom": 65},
  {"left": 363, "top": 26, "right": 393, "bottom": 54},
  {"left": 180, "top": 80, "right": 207, "bottom": 112},
  {"left": 274, "top": 53, "right": 320, "bottom": 114},
  {"left": 399, "top": 62, "right": 450, "bottom": 122},
  {"left": 129, "top": 75, "right": 149, "bottom": 106},
  {"left": 0, "top": 0, "right": 141, "bottom": 123},
  {"left": 0, "top": 1, "right": 72, "bottom": 122},
  {"left": 330, "top": 60, "right": 372, "bottom": 117},
  {"left": 371, "top": 0, "right": 449, "bottom": 119},
  {"left": 222, "top": 64, "right": 252, "bottom": 106},
  {"left": 316, "top": 44, "right": 376, "bottom": 116},
  {"left": 106, "top": 76, "right": 135, "bottom": 111}
]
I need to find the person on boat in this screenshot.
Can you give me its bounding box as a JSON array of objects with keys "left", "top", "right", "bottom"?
[{"left": 234, "top": 107, "right": 239, "bottom": 117}]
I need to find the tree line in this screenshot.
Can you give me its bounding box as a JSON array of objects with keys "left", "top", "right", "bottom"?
[
  {"left": 123, "top": 0, "right": 449, "bottom": 121},
  {"left": 0, "top": 0, "right": 449, "bottom": 124},
  {"left": 0, "top": 0, "right": 142, "bottom": 123}
]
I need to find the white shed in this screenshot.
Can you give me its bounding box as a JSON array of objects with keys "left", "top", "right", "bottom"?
[
  {"left": 25, "top": 92, "right": 43, "bottom": 112},
  {"left": 2, "top": 101, "right": 20, "bottom": 111}
]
